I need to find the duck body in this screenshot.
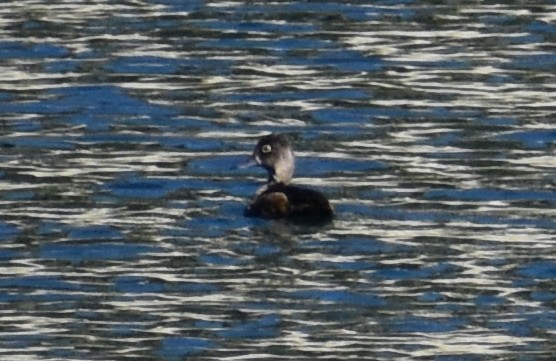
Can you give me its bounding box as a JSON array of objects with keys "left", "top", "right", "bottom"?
[
  {"left": 245, "top": 182, "right": 334, "bottom": 221},
  {"left": 239, "top": 133, "right": 333, "bottom": 223}
]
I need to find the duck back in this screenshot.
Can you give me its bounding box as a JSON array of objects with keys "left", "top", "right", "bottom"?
[{"left": 245, "top": 183, "right": 333, "bottom": 222}]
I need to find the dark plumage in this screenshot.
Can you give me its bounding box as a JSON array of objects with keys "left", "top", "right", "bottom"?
[{"left": 239, "top": 134, "right": 333, "bottom": 222}]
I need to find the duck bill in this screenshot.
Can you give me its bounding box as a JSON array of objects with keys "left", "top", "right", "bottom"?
[{"left": 233, "top": 157, "right": 259, "bottom": 170}]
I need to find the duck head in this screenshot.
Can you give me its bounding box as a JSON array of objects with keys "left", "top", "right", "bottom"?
[{"left": 238, "top": 133, "right": 295, "bottom": 184}]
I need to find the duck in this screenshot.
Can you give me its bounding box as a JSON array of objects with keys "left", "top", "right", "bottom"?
[{"left": 238, "top": 133, "right": 333, "bottom": 222}]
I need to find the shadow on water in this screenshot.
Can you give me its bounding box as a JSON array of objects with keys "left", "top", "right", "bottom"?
[{"left": 0, "top": 0, "right": 555, "bottom": 360}]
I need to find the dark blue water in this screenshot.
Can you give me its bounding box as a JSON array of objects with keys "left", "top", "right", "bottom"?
[{"left": 0, "top": 1, "right": 555, "bottom": 360}]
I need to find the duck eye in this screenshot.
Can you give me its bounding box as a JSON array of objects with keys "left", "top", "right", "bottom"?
[{"left": 261, "top": 144, "right": 272, "bottom": 153}]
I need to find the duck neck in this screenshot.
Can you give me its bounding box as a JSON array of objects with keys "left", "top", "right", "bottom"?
[
  {"left": 268, "top": 173, "right": 288, "bottom": 185},
  {"left": 267, "top": 162, "right": 294, "bottom": 185},
  {"left": 268, "top": 150, "right": 294, "bottom": 185}
]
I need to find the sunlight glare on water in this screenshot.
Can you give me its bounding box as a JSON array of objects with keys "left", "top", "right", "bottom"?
[{"left": 0, "top": 0, "right": 555, "bottom": 360}]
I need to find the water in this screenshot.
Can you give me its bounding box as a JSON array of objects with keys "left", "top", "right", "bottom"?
[{"left": 0, "top": 0, "right": 555, "bottom": 360}]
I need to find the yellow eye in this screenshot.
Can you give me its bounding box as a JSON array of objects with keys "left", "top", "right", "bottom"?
[{"left": 261, "top": 144, "right": 272, "bottom": 153}]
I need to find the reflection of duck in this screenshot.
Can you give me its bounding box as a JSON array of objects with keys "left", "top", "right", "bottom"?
[{"left": 238, "top": 133, "right": 333, "bottom": 222}]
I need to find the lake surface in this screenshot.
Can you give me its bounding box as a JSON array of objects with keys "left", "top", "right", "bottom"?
[{"left": 1, "top": 0, "right": 555, "bottom": 360}]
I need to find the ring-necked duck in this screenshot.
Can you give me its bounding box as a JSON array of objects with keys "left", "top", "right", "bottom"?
[{"left": 238, "top": 133, "right": 333, "bottom": 222}]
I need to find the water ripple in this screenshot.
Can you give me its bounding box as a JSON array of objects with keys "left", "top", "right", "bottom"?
[{"left": 0, "top": 1, "right": 555, "bottom": 360}]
